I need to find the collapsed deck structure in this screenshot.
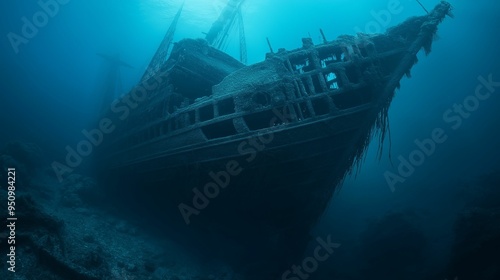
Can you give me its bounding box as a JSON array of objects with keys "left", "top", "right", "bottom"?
[{"left": 97, "top": 1, "right": 453, "bottom": 279}]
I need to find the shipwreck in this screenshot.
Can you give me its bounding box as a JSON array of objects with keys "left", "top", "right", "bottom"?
[{"left": 95, "top": 1, "right": 453, "bottom": 278}]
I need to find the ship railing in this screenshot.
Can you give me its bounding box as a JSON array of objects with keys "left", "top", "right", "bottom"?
[{"left": 112, "top": 46, "right": 406, "bottom": 151}]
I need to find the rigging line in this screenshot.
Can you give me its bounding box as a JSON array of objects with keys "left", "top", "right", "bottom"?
[{"left": 416, "top": 0, "right": 429, "bottom": 14}]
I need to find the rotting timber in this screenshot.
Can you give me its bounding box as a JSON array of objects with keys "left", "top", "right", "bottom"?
[{"left": 97, "top": 2, "right": 453, "bottom": 279}]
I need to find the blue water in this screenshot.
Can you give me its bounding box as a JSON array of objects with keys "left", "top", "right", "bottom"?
[{"left": 1, "top": 0, "right": 500, "bottom": 279}]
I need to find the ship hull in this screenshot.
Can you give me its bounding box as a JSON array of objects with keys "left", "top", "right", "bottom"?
[
  {"left": 96, "top": 3, "right": 453, "bottom": 278},
  {"left": 102, "top": 106, "right": 376, "bottom": 279}
]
